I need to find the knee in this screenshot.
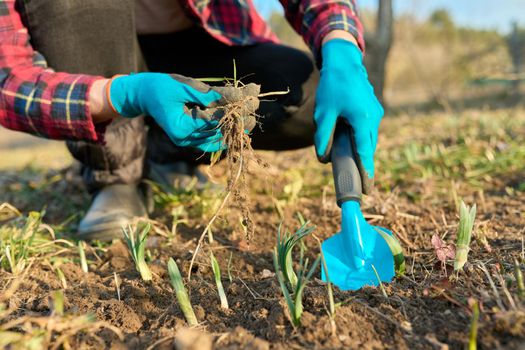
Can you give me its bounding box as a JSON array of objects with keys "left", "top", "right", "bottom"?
[
  {"left": 287, "top": 50, "right": 318, "bottom": 109},
  {"left": 281, "top": 48, "right": 316, "bottom": 90},
  {"left": 252, "top": 44, "right": 318, "bottom": 105}
]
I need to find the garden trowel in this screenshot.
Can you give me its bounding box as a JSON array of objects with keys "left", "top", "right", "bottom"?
[{"left": 321, "top": 123, "right": 404, "bottom": 291}]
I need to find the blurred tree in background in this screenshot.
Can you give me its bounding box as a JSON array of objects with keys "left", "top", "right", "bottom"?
[
  {"left": 507, "top": 22, "right": 525, "bottom": 96},
  {"left": 429, "top": 9, "right": 454, "bottom": 33},
  {"left": 379, "top": 8, "right": 512, "bottom": 108},
  {"left": 363, "top": 0, "right": 393, "bottom": 104}
]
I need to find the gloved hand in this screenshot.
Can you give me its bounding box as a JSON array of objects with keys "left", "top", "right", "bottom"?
[
  {"left": 109, "top": 73, "right": 225, "bottom": 152},
  {"left": 314, "top": 39, "right": 384, "bottom": 193}
]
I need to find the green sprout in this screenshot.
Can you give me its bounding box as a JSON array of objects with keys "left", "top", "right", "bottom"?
[
  {"left": 114, "top": 272, "right": 121, "bottom": 301},
  {"left": 371, "top": 264, "right": 388, "bottom": 298},
  {"left": 227, "top": 251, "right": 234, "bottom": 283},
  {"left": 274, "top": 221, "right": 320, "bottom": 327},
  {"left": 54, "top": 265, "right": 68, "bottom": 289},
  {"left": 469, "top": 299, "right": 480, "bottom": 350},
  {"left": 274, "top": 248, "right": 320, "bottom": 327},
  {"left": 122, "top": 222, "right": 152, "bottom": 281},
  {"left": 78, "top": 241, "right": 88, "bottom": 273},
  {"left": 2, "top": 211, "right": 42, "bottom": 275},
  {"left": 318, "top": 239, "right": 337, "bottom": 335},
  {"left": 276, "top": 221, "right": 316, "bottom": 290},
  {"left": 454, "top": 201, "right": 477, "bottom": 271},
  {"left": 167, "top": 258, "right": 198, "bottom": 326},
  {"left": 51, "top": 290, "right": 65, "bottom": 316},
  {"left": 373, "top": 227, "right": 406, "bottom": 276},
  {"left": 210, "top": 252, "right": 229, "bottom": 309}
]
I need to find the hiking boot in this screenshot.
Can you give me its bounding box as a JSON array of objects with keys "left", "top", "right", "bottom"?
[{"left": 77, "top": 184, "right": 148, "bottom": 241}]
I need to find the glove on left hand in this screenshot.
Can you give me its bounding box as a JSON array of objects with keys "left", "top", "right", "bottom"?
[{"left": 110, "top": 73, "right": 260, "bottom": 153}]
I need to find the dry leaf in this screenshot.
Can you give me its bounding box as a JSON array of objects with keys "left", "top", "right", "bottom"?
[{"left": 432, "top": 234, "right": 456, "bottom": 262}]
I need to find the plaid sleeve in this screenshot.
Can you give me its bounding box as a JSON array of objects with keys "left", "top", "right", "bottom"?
[
  {"left": 0, "top": 0, "right": 105, "bottom": 142},
  {"left": 279, "top": 0, "right": 365, "bottom": 62}
]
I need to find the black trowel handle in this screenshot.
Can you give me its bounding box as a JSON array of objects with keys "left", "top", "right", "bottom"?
[{"left": 331, "top": 123, "right": 362, "bottom": 207}]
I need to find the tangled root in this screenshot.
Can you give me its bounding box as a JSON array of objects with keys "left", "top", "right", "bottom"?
[
  {"left": 188, "top": 82, "right": 276, "bottom": 279},
  {"left": 211, "top": 83, "right": 263, "bottom": 241}
]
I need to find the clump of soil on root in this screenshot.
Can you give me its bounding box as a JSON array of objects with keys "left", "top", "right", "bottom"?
[
  {"left": 213, "top": 83, "right": 263, "bottom": 240},
  {"left": 188, "top": 83, "right": 270, "bottom": 279}
]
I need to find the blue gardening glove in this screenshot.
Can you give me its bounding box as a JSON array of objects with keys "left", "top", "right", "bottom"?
[
  {"left": 110, "top": 73, "right": 225, "bottom": 152},
  {"left": 314, "top": 39, "right": 384, "bottom": 193}
]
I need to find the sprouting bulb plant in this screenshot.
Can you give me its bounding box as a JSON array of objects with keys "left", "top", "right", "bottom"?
[
  {"left": 168, "top": 258, "right": 198, "bottom": 326},
  {"left": 274, "top": 248, "right": 320, "bottom": 327},
  {"left": 274, "top": 221, "right": 320, "bottom": 327},
  {"left": 276, "top": 221, "right": 316, "bottom": 291},
  {"left": 454, "top": 201, "right": 477, "bottom": 271},
  {"left": 122, "top": 221, "right": 152, "bottom": 281}
]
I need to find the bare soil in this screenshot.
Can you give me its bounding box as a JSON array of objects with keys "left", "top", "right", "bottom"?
[{"left": 1, "top": 111, "right": 524, "bottom": 349}]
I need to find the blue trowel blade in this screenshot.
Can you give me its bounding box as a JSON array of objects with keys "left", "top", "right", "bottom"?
[{"left": 321, "top": 201, "right": 395, "bottom": 291}]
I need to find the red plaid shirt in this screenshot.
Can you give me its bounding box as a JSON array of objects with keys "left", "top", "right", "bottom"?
[{"left": 0, "top": 0, "right": 364, "bottom": 142}]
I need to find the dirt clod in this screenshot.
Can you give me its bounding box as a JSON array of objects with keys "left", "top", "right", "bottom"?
[{"left": 174, "top": 328, "right": 213, "bottom": 350}]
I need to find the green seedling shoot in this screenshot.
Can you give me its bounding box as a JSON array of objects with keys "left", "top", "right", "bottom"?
[
  {"left": 274, "top": 219, "right": 320, "bottom": 327},
  {"left": 276, "top": 221, "right": 316, "bottom": 290},
  {"left": 318, "top": 239, "right": 337, "bottom": 335},
  {"left": 454, "top": 201, "right": 477, "bottom": 271},
  {"left": 78, "top": 241, "right": 88, "bottom": 273},
  {"left": 227, "top": 251, "right": 234, "bottom": 283},
  {"left": 469, "top": 299, "right": 480, "bottom": 350},
  {"left": 122, "top": 222, "right": 153, "bottom": 281},
  {"left": 51, "top": 290, "right": 65, "bottom": 316},
  {"left": 274, "top": 248, "right": 320, "bottom": 327},
  {"left": 114, "top": 272, "right": 121, "bottom": 301},
  {"left": 373, "top": 227, "right": 406, "bottom": 276},
  {"left": 168, "top": 258, "right": 198, "bottom": 326},
  {"left": 211, "top": 252, "right": 229, "bottom": 309},
  {"left": 2, "top": 211, "right": 41, "bottom": 275}
]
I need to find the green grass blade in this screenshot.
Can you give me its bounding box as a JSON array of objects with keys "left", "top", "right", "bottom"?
[
  {"left": 51, "top": 290, "right": 64, "bottom": 316},
  {"left": 371, "top": 264, "right": 388, "bottom": 298},
  {"left": 273, "top": 249, "right": 297, "bottom": 326},
  {"left": 373, "top": 227, "right": 406, "bottom": 276},
  {"left": 78, "top": 241, "right": 88, "bottom": 273},
  {"left": 123, "top": 222, "right": 152, "bottom": 281},
  {"left": 227, "top": 251, "right": 234, "bottom": 283},
  {"left": 196, "top": 77, "right": 230, "bottom": 82},
  {"left": 469, "top": 300, "right": 480, "bottom": 350},
  {"left": 276, "top": 223, "right": 297, "bottom": 290},
  {"left": 320, "top": 247, "right": 335, "bottom": 317},
  {"left": 211, "top": 252, "right": 229, "bottom": 309},
  {"left": 233, "top": 59, "right": 237, "bottom": 87},
  {"left": 293, "top": 256, "right": 321, "bottom": 326},
  {"left": 55, "top": 266, "right": 67, "bottom": 289}
]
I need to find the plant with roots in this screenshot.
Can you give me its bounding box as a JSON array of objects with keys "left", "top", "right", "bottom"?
[{"left": 188, "top": 64, "right": 288, "bottom": 279}]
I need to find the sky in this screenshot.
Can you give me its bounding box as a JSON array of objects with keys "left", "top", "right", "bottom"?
[{"left": 253, "top": 0, "right": 524, "bottom": 34}]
